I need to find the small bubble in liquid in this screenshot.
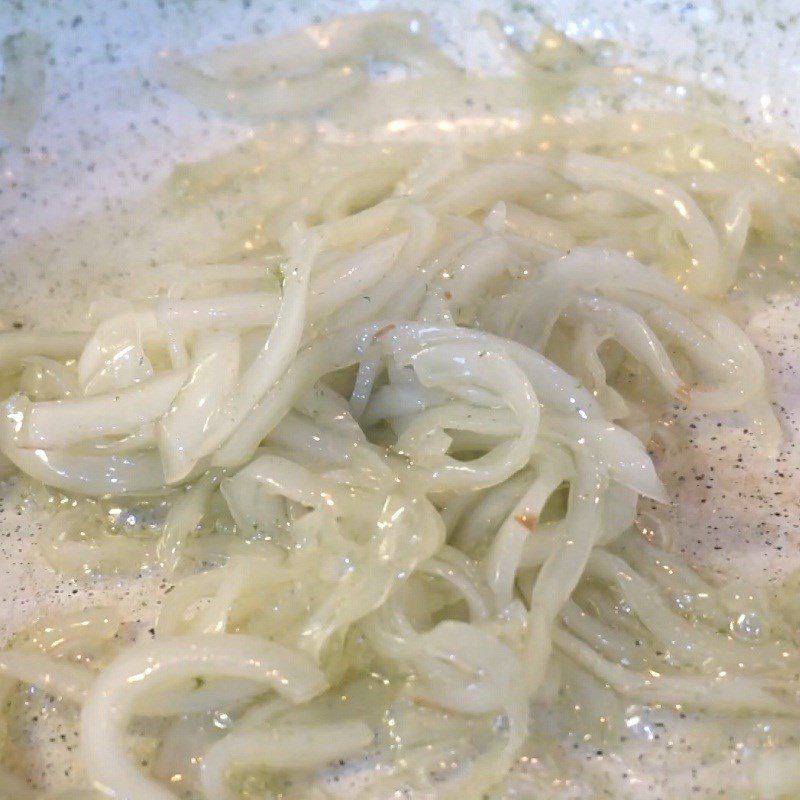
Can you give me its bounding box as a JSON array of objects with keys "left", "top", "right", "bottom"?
[{"left": 730, "top": 611, "right": 762, "bottom": 641}]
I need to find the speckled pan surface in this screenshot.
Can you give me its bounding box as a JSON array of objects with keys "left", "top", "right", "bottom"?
[{"left": 0, "top": 0, "right": 799, "bottom": 794}]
